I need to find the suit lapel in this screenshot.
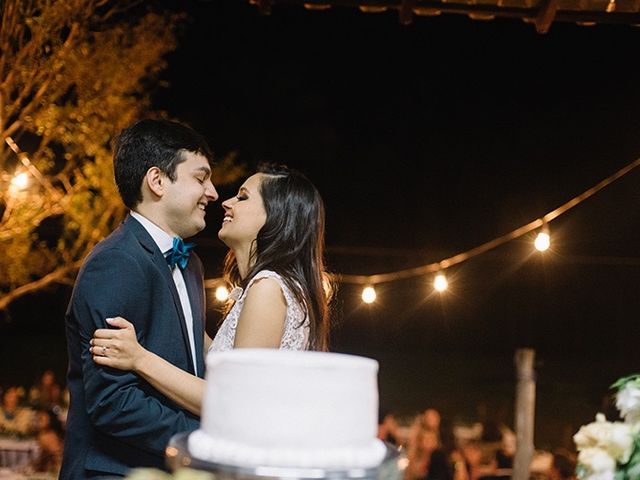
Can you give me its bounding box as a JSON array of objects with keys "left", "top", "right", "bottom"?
[{"left": 124, "top": 216, "right": 196, "bottom": 375}]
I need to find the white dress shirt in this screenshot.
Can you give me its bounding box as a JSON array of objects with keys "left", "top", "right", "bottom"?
[{"left": 130, "top": 211, "right": 199, "bottom": 376}]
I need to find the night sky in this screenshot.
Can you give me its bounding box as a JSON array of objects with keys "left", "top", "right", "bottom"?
[{"left": 4, "top": 0, "right": 640, "bottom": 450}]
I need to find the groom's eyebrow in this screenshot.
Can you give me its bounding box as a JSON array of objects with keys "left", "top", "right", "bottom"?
[{"left": 193, "top": 166, "right": 211, "bottom": 177}]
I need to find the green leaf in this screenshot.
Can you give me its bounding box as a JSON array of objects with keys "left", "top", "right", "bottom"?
[{"left": 611, "top": 374, "right": 640, "bottom": 390}]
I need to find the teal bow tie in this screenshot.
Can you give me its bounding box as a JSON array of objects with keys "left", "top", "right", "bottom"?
[{"left": 165, "top": 237, "right": 195, "bottom": 270}]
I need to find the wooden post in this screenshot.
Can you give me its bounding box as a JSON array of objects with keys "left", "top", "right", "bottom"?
[{"left": 513, "top": 348, "right": 536, "bottom": 480}]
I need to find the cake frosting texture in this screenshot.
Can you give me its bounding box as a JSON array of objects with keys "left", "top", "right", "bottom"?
[{"left": 188, "top": 349, "right": 387, "bottom": 469}]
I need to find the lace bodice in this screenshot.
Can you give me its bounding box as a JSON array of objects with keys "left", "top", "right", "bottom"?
[{"left": 210, "top": 270, "right": 310, "bottom": 352}]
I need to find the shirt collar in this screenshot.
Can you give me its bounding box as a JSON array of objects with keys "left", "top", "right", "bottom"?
[{"left": 130, "top": 211, "right": 174, "bottom": 254}]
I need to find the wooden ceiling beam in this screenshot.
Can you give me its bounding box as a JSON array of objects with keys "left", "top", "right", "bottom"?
[
  {"left": 535, "top": 0, "right": 560, "bottom": 33},
  {"left": 400, "top": 0, "right": 417, "bottom": 24},
  {"left": 265, "top": 0, "right": 640, "bottom": 26}
]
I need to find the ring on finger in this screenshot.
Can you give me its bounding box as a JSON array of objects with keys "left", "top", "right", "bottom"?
[{"left": 101, "top": 345, "right": 107, "bottom": 356}]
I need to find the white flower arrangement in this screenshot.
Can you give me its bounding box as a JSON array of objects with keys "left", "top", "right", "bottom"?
[{"left": 574, "top": 375, "right": 640, "bottom": 480}]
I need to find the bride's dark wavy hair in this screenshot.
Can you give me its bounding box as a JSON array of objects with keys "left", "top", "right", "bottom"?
[{"left": 222, "top": 164, "right": 331, "bottom": 351}]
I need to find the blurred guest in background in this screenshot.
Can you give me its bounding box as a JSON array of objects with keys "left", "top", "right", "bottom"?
[
  {"left": 406, "top": 427, "right": 452, "bottom": 480},
  {"left": 461, "top": 442, "right": 484, "bottom": 480},
  {"left": 378, "top": 409, "right": 401, "bottom": 446},
  {"left": 548, "top": 450, "right": 577, "bottom": 480},
  {"left": 0, "top": 386, "right": 35, "bottom": 436},
  {"left": 34, "top": 408, "right": 64, "bottom": 473},
  {"left": 421, "top": 409, "right": 442, "bottom": 434},
  {"left": 406, "top": 410, "right": 456, "bottom": 480},
  {"left": 28, "top": 370, "right": 63, "bottom": 411}
]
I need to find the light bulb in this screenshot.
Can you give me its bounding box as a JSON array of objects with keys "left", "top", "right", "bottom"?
[
  {"left": 534, "top": 232, "right": 550, "bottom": 252},
  {"left": 10, "top": 172, "right": 29, "bottom": 190},
  {"left": 434, "top": 274, "right": 448, "bottom": 292},
  {"left": 214, "top": 286, "right": 229, "bottom": 302},
  {"left": 362, "top": 286, "right": 376, "bottom": 304}
]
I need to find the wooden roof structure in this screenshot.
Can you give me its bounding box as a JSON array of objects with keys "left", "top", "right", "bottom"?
[{"left": 248, "top": 0, "right": 640, "bottom": 33}]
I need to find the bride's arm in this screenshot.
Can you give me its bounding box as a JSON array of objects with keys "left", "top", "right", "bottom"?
[
  {"left": 91, "top": 317, "right": 204, "bottom": 416},
  {"left": 234, "top": 277, "right": 287, "bottom": 348}
]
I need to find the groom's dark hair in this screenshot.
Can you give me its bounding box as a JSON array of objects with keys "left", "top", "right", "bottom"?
[{"left": 113, "top": 119, "right": 213, "bottom": 209}]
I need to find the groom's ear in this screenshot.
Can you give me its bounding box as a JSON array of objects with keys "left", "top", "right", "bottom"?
[{"left": 144, "top": 166, "right": 165, "bottom": 198}]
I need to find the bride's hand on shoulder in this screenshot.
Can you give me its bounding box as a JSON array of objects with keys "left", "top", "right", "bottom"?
[{"left": 91, "top": 316, "right": 147, "bottom": 371}]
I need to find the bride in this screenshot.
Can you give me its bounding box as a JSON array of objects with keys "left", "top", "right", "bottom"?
[{"left": 90, "top": 164, "right": 331, "bottom": 416}]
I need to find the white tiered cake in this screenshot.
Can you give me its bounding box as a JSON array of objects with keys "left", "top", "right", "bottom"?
[{"left": 188, "top": 349, "right": 387, "bottom": 469}]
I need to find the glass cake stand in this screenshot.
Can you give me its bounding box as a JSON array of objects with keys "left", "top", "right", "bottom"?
[{"left": 166, "top": 433, "right": 406, "bottom": 480}]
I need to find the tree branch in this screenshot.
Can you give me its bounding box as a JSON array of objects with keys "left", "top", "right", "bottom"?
[
  {"left": 0, "top": 203, "right": 65, "bottom": 240},
  {"left": 3, "top": 20, "right": 81, "bottom": 134},
  {"left": 0, "top": 0, "right": 22, "bottom": 83},
  {"left": 0, "top": 260, "right": 83, "bottom": 311},
  {"left": 94, "top": 0, "right": 143, "bottom": 23}
]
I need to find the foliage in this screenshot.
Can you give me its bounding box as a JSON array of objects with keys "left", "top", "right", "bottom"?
[{"left": 0, "top": 1, "right": 243, "bottom": 313}]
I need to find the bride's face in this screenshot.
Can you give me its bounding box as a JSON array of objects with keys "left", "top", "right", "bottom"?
[{"left": 218, "top": 174, "right": 268, "bottom": 250}]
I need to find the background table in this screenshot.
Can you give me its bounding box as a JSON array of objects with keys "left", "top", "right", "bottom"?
[{"left": 0, "top": 437, "right": 40, "bottom": 471}]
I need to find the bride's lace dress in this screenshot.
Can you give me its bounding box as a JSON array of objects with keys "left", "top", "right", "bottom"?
[{"left": 210, "top": 270, "right": 310, "bottom": 352}]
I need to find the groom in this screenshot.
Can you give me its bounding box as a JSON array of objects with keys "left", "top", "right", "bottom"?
[{"left": 61, "top": 119, "right": 218, "bottom": 479}]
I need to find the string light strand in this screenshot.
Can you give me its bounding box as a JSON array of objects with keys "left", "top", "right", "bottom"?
[{"left": 336, "top": 156, "right": 640, "bottom": 285}]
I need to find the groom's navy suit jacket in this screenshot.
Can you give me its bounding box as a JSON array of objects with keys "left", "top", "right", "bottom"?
[{"left": 60, "top": 215, "right": 206, "bottom": 479}]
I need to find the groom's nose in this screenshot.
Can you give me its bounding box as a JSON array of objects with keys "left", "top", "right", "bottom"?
[{"left": 205, "top": 180, "right": 219, "bottom": 202}]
